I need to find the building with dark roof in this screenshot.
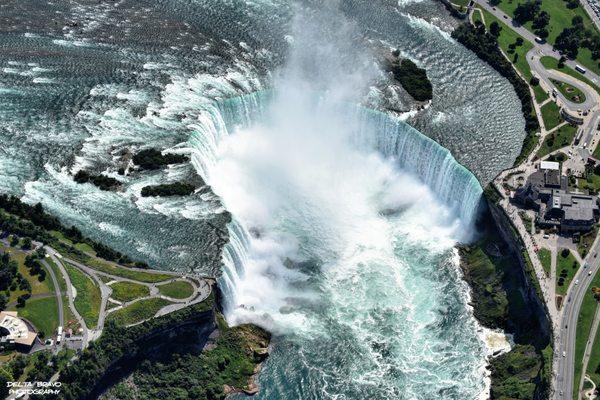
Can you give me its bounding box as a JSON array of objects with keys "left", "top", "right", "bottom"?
[{"left": 513, "top": 166, "right": 599, "bottom": 232}]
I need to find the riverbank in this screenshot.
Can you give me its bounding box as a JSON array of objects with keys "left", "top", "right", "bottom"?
[{"left": 459, "top": 196, "right": 552, "bottom": 399}]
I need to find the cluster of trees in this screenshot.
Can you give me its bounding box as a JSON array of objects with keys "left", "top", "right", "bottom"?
[
  {"left": 387, "top": 57, "right": 433, "bottom": 102},
  {"left": 59, "top": 308, "right": 269, "bottom": 400},
  {"left": 24, "top": 252, "right": 47, "bottom": 283},
  {"left": 74, "top": 170, "right": 121, "bottom": 191},
  {"left": 0, "top": 251, "right": 32, "bottom": 310},
  {"left": 452, "top": 23, "right": 539, "bottom": 163},
  {"left": 460, "top": 207, "right": 552, "bottom": 399},
  {"left": 132, "top": 149, "right": 189, "bottom": 170},
  {"left": 57, "top": 297, "right": 217, "bottom": 399},
  {"left": 555, "top": 15, "right": 600, "bottom": 59},
  {"left": 0, "top": 195, "right": 138, "bottom": 266},
  {"left": 140, "top": 182, "right": 196, "bottom": 197}
]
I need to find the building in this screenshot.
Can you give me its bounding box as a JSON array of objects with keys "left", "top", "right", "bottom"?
[
  {"left": 513, "top": 164, "right": 600, "bottom": 232},
  {"left": 560, "top": 108, "right": 584, "bottom": 125},
  {"left": 0, "top": 311, "right": 37, "bottom": 351}
]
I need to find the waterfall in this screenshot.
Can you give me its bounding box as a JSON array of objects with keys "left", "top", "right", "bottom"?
[{"left": 187, "top": 91, "right": 484, "bottom": 313}]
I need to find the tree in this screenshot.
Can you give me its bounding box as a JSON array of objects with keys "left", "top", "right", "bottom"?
[
  {"left": 572, "top": 15, "right": 584, "bottom": 26},
  {"left": 530, "top": 76, "right": 540, "bottom": 86},
  {"left": 514, "top": 1, "right": 540, "bottom": 25},
  {"left": 16, "top": 295, "right": 26, "bottom": 308},
  {"left": 536, "top": 28, "right": 549, "bottom": 40},
  {"left": 555, "top": 28, "right": 581, "bottom": 59},
  {"left": 515, "top": 37, "right": 524, "bottom": 46},
  {"left": 21, "top": 237, "right": 32, "bottom": 250},
  {"left": 532, "top": 11, "right": 550, "bottom": 30},
  {"left": 490, "top": 21, "right": 502, "bottom": 38},
  {"left": 10, "top": 235, "right": 19, "bottom": 247}
]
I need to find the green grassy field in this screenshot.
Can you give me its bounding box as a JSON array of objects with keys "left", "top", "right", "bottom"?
[
  {"left": 64, "top": 263, "right": 101, "bottom": 329},
  {"left": 10, "top": 296, "right": 59, "bottom": 337},
  {"left": 574, "top": 268, "right": 600, "bottom": 398},
  {"left": 538, "top": 248, "right": 552, "bottom": 277},
  {"left": 556, "top": 249, "right": 580, "bottom": 296},
  {"left": 537, "top": 123, "right": 576, "bottom": 158},
  {"left": 107, "top": 298, "right": 172, "bottom": 326},
  {"left": 480, "top": 8, "right": 535, "bottom": 79},
  {"left": 472, "top": 7, "right": 484, "bottom": 26},
  {"left": 551, "top": 78, "right": 586, "bottom": 104},
  {"left": 495, "top": 0, "right": 599, "bottom": 74},
  {"left": 586, "top": 320, "right": 600, "bottom": 389},
  {"left": 158, "top": 280, "right": 195, "bottom": 299},
  {"left": 540, "top": 101, "right": 563, "bottom": 130},
  {"left": 109, "top": 281, "right": 150, "bottom": 302},
  {"left": 0, "top": 244, "right": 54, "bottom": 303},
  {"left": 86, "top": 258, "right": 172, "bottom": 283}
]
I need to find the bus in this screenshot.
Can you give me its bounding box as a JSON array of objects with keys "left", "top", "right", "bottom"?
[{"left": 575, "top": 65, "right": 586, "bottom": 74}]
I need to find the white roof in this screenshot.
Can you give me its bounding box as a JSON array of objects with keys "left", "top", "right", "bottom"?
[{"left": 540, "top": 161, "right": 560, "bottom": 171}]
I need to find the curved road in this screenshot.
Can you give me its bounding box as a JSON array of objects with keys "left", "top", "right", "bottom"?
[{"left": 474, "top": 0, "right": 600, "bottom": 87}]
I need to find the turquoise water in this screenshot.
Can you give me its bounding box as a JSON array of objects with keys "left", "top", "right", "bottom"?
[{"left": 0, "top": 1, "right": 527, "bottom": 398}]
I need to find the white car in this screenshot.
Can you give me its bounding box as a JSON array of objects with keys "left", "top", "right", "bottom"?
[
  {"left": 575, "top": 279, "right": 580, "bottom": 285},
  {"left": 563, "top": 351, "right": 566, "bottom": 357},
  {"left": 589, "top": 271, "right": 593, "bottom": 276}
]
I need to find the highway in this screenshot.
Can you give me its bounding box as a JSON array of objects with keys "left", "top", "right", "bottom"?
[{"left": 555, "top": 238, "right": 600, "bottom": 399}]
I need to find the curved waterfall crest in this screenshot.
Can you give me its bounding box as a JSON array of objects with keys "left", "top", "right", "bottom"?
[{"left": 187, "top": 91, "right": 484, "bottom": 309}]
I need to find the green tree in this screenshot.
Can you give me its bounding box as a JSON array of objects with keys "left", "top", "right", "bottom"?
[{"left": 490, "top": 21, "right": 502, "bottom": 38}]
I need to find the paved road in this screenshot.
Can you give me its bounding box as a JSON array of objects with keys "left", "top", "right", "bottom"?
[
  {"left": 555, "top": 237, "right": 600, "bottom": 400},
  {"left": 41, "top": 258, "right": 64, "bottom": 333},
  {"left": 528, "top": 50, "right": 597, "bottom": 111},
  {"left": 474, "top": 0, "right": 600, "bottom": 87},
  {"left": 44, "top": 248, "right": 89, "bottom": 347}
]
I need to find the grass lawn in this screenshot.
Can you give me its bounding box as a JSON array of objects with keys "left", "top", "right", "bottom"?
[
  {"left": 64, "top": 263, "right": 101, "bottom": 329},
  {"left": 533, "top": 83, "right": 550, "bottom": 103},
  {"left": 556, "top": 249, "right": 580, "bottom": 296},
  {"left": 551, "top": 78, "right": 586, "bottom": 104},
  {"left": 86, "top": 258, "right": 172, "bottom": 283},
  {"left": 158, "top": 280, "right": 195, "bottom": 299},
  {"left": 540, "top": 101, "right": 563, "bottom": 130},
  {"left": 0, "top": 244, "right": 54, "bottom": 303},
  {"left": 480, "top": 8, "right": 535, "bottom": 81},
  {"left": 472, "top": 8, "right": 484, "bottom": 26},
  {"left": 540, "top": 56, "right": 600, "bottom": 94},
  {"left": 109, "top": 281, "right": 150, "bottom": 302},
  {"left": 10, "top": 296, "right": 59, "bottom": 337},
  {"left": 537, "top": 123, "right": 576, "bottom": 158},
  {"left": 538, "top": 248, "right": 552, "bottom": 277},
  {"left": 574, "top": 268, "right": 600, "bottom": 398},
  {"left": 107, "top": 298, "right": 171, "bottom": 326},
  {"left": 586, "top": 320, "right": 600, "bottom": 388},
  {"left": 495, "top": 0, "right": 599, "bottom": 74}
]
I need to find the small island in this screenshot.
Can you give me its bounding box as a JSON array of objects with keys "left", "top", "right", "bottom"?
[
  {"left": 385, "top": 51, "right": 433, "bottom": 102},
  {"left": 140, "top": 182, "right": 197, "bottom": 197},
  {"left": 74, "top": 170, "right": 121, "bottom": 191},
  {"left": 132, "top": 148, "right": 189, "bottom": 170}
]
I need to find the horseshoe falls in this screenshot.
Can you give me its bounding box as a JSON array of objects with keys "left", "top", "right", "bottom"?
[
  {"left": 184, "top": 57, "right": 489, "bottom": 400},
  {"left": 0, "top": 0, "right": 531, "bottom": 399}
]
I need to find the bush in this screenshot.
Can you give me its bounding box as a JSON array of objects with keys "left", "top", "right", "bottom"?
[
  {"left": 140, "top": 182, "right": 197, "bottom": 197},
  {"left": 132, "top": 149, "right": 189, "bottom": 170}
]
